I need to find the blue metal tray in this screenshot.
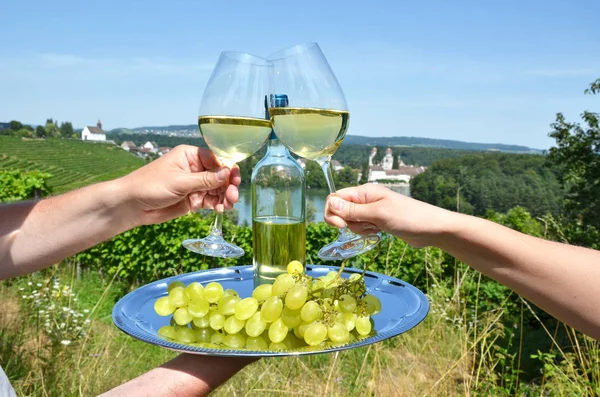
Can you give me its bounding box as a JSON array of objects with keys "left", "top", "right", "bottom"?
[{"left": 112, "top": 265, "right": 429, "bottom": 357}]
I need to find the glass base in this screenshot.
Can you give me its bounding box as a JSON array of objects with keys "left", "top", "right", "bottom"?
[
  {"left": 318, "top": 231, "right": 382, "bottom": 261},
  {"left": 182, "top": 234, "right": 244, "bottom": 258}
]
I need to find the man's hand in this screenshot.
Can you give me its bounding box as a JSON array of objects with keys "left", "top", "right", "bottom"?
[{"left": 118, "top": 145, "right": 241, "bottom": 226}]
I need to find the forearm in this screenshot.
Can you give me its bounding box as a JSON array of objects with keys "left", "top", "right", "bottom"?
[
  {"left": 435, "top": 213, "right": 600, "bottom": 339},
  {"left": 99, "top": 354, "right": 255, "bottom": 397},
  {"left": 0, "top": 178, "right": 136, "bottom": 279}
]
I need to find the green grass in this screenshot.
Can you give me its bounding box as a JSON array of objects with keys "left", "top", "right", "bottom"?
[{"left": 0, "top": 136, "right": 144, "bottom": 193}]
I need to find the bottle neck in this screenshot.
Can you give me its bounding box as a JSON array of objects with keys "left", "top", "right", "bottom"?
[{"left": 266, "top": 135, "right": 289, "bottom": 156}]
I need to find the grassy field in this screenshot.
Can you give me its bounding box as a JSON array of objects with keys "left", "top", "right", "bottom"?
[
  {"left": 1, "top": 256, "right": 596, "bottom": 396},
  {"left": 0, "top": 136, "right": 144, "bottom": 193}
]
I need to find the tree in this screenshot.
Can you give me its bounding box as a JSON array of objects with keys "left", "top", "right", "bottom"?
[
  {"left": 35, "top": 125, "right": 46, "bottom": 137},
  {"left": 547, "top": 79, "right": 600, "bottom": 228},
  {"left": 59, "top": 121, "right": 74, "bottom": 137},
  {"left": 305, "top": 160, "right": 327, "bottom": 189},
  {"left": 9, "top": 120, "right": 23, "bottom": 131},
  {"left": 336, "top": 166, "right": 358, "bottom": 188},
  {"left": 393, "top": 155, "right": 400, "bottom": 169},
  {"left": 45, "top": 120, "right": 60, "bottom": 137},
  {"left": 359, "top": 162, "right": 369, "bottom": 184}
]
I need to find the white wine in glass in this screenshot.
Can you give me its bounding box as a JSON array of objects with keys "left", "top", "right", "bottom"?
[
  {"left": 269, "top": 43, "right": 381, "bottom": 260},
  {"left": 183, "top": 52, "right": 272, "bottom": 258}
]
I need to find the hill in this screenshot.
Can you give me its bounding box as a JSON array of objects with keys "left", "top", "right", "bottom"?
[
  {"left": 0, "top": 137, "right": 145, "bottom": 193},
  {"left": 342, "top": 135, "right": 540, "bottom": 153},
  {"left": 108, "top": 125, "right": 539, "bottom": 153}
]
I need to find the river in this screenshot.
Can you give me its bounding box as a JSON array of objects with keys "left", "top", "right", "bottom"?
[{"left": 233, "top": 184, "right": 410, "bottom": 225}]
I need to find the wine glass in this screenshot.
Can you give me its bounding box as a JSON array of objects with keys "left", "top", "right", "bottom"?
[
  {"left": 268, "top": 43, "right": 381, "bottom": 260},
  {"left": 182, "top": 52, "right": 273, "bottom": 258}
]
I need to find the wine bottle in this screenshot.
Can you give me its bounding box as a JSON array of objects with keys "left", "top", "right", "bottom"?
[{"left": 252, "top": 94, "right": 306, "bottom": 287}]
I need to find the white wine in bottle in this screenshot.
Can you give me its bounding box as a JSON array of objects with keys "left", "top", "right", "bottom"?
[{"left": 252, "top": 94, "right": 306, "bottom": 287}]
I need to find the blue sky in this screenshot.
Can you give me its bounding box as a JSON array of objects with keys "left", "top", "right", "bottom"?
[{"left": 1, "top": 0, "right": 598, "bottom": 149}]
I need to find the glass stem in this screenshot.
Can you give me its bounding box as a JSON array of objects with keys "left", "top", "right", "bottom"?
[
  {"left": 211, "top": 211, "right": 224, "bottom": 237},
  {"left": 318, "top": 159, "right": 353, "bottom": 241}
]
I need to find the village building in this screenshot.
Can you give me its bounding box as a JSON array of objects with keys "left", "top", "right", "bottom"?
[
  {"left": 81, "top": 120, "right": 106, "bottom": 141},
  {"left": 367, "top": 147, "right": 426, "bottom": 184},
  {"left": 142, "top": 141, "right": 159, "bottom": 153},
  {"left": 120, "top": 141, "right": 136, "bottom": 151}
]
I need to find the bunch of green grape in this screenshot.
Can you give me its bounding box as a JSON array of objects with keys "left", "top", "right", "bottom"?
[{"left": 153, "top": 261, "right": 382, "bottom": 351}]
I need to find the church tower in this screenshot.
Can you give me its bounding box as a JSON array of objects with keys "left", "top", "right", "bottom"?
[
  {"left": 368, "top": 147, "right": 377, "bottom": 167},
  {"left": 382, "top": 147, "right": 394, "bottom": 170}
]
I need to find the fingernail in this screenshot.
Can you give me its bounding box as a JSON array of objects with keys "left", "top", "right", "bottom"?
[
  {"left": 216, "top": 168, "right": 229, "bottom": 182},
  {"left": 330, "top": 197, "right": 345, "bottom": 211}
]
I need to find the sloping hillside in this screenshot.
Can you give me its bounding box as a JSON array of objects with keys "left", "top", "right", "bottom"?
[{"left": 0, "top": 137, "right": 144, "bottom": 193}]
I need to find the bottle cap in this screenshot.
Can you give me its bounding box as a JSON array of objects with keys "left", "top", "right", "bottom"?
[{"left": 270, "top": 94, "right": 289, "bottom": 108}]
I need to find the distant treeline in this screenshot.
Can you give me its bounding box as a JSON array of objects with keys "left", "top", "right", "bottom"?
[{"left": 410, "top": 152, "right": 564, "bottom": 218}]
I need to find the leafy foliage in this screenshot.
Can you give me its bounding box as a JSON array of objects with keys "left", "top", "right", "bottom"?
[
  {"left": 0, "top": 170, "right": 52, "bottom": 202},
  {"left": 547, "top": 93, "right": 600, "bottom": 228},
  {"left": 410, "top": 152, "right": 564, "bottom": 217}
]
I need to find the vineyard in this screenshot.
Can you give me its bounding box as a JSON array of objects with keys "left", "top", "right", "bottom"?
[{"left": 0, "top": 136, "right": 144, "bottom": 193}]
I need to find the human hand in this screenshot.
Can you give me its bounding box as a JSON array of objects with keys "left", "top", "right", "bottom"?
[
  {"left": 324, "top": 184, "right": 456, "bottom": 248},
  {"left": 116, "top": 145, "right": 241, "bottom": 226}
]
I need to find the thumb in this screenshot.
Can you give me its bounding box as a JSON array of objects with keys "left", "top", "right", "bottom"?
[
  {"left": 179, "top": 167, "right": 230, "bottom": 193},
  {"left": 327, "top": 195, "right": 373, "bottom": 223}
]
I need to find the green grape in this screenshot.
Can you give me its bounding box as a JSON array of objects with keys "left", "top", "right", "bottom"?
[
  {"left": 362, "top": 294, "right": 381, "bottom": 315},
  {"left": 297, "top": 321, "right": 314, "bottom": 338},
  {"left": 287, "top": 260, "right": 304, "bottom": 275},
  {"left": 300, "top": 301, "right": 322, "bottom": 323},
  {"left": 328, "top": 322, "right": 350, "bottom": 344},
  {"left": 349, "top": 273, "right": 361, "bottom": 281},
  {"left": 338, "top": 294, "right": 357, "bottom": 313},
  {"left": 311, "top": 279, "right": 325, "bottom": 298},
  {"left": 192, "top": 315, "right": 210, "bottom": 329},
  {"left": 234, "top": 297, "right": 259, "bottom": 321},
  {"left": 272, "top": 274, "right": 295, "bottom": 296},
  {"left": 223, "top": 333, "right": 245, "bottom": 349},
  {"left": 185, "top": 282, "right": 205, "bottom": 300},
  {"left": 196, "top": 328, "right": 213, "bottom": 343},
  {"left": 245, "top": 312, "right": 267, "bottom": 337},
  {"left": 158, "top": 325, "right": 176, "bottom": 339},
  {"left": 210, "top": 331, "right": 225, "bottom": 345},
  {"left": 223, "top": 289, "right": 239, "bottom": 298},
  {"left": 261, "top": 296, "right": 283, "bottom": 322},
  {"left": 187, "top": 298, "right": 210, "bottom": 318},
  {"left": 304, "top": 322, "right": 327, "bottom": 346},
  {"left": 168, "top": 281, "right": 185, "bottom": 292},
  {"left": 338, "top": 312, "right": 357, "bottom": 331},
  {"left": 209, "top": 311, "right": 225, "bottom": 330},
  {"left": 204, "top": 282, "right": 224, "bottom": 303},
  {"left": 223, "top": 315, "right": 245, "bottom": 334},
  {"left": 321, "top": 287, "right": 334, "bottom": 299},
  {"left": 284, "top": 333, "right": 304, "bottom": 349},
  {"left": 175, "top": 327, "right": 197, "bottom": 343},
  {"left": 218, "top": 295, "right": 241, "bottom": 316},
  {"left": 168, "top": 287, "right": 190, "bottom": 308},
  {"left": 281, "top": 307, "right": 302, "bottom": 329},
  {"left": 246, "top": 335, "right": 269, "bottom": 350},
  {"left": 252, "top": 284, "right": 272, "bottom": 301},
  {"left": 154, "top": 297, "right": 176, "bottom": 316},
  {"left": 173, "top": 307, "right": 193, "bottom": 325},
  {"left": 269, "top": 342, "right": 287, "bottom": 351},
  {"left": 355, "top": 315, "right": 372, "bottom": 336},
  {"left": 285, "top": 284, "right": 308, "bottom": 310},
  {"left": 293, "top": 325, "right": 303, "bottom": 339},
  {"left": 268, "top": 318, "right": 289, "bottom": 343}
]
